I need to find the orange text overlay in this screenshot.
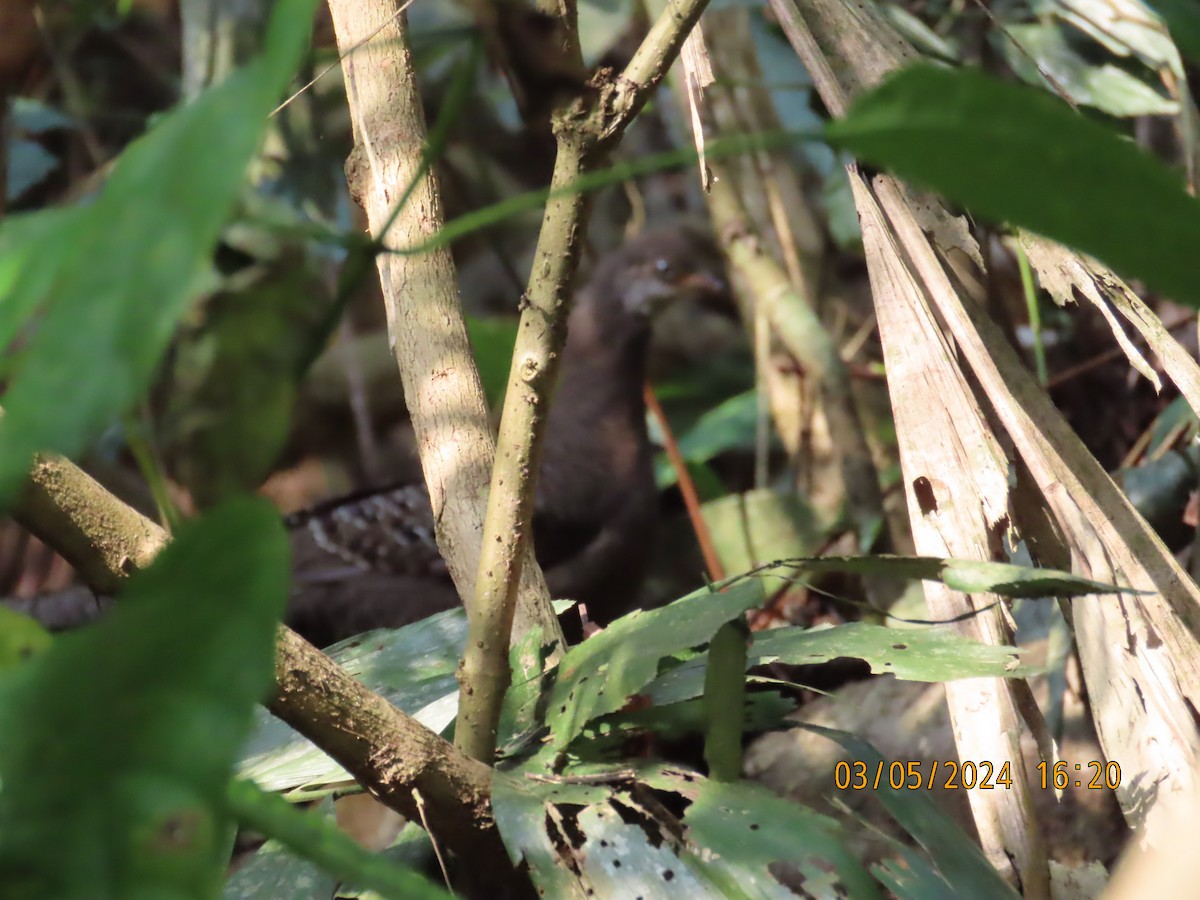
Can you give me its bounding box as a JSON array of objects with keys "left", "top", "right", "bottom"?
[
  {"left": 834, "top": 759, "right": 1122, "bottom": 791},
  {"left": 835, "top": 760, "right": 1015, "bottom": 791}
]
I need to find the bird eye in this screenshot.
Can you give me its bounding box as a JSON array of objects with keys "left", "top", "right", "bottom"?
[{"left": 654, "top": 258, "right": 674, "bottom": 278}]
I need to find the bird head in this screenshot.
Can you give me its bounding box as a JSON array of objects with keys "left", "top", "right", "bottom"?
[
  {"left": 566, "top": 225, "right": 730, "bottom": 365},
  {"left": 610, "top": 226, "right": 729, "bottom": 318}
]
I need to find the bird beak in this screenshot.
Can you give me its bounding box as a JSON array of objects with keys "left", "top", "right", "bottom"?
[{"left": 677, "top": 271, "right": 727, "bottom": 296}]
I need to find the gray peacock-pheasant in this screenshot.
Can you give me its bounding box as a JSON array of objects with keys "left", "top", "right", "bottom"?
[{"left": 5, "top": 226, "right": 728, "bottom": 647}]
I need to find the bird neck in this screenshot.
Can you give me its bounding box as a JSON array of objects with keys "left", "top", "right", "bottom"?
[
  {"left": 534, "top": 287, "right": 656, "bottom": 520},
  {"left": 555, "top": 287, "right": 653, "bottom": 427}
]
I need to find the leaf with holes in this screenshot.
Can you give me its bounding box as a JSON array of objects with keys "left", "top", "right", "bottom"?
[
  {"left": 644, "top": 767, "right": 881, "bottom": 898},
  {"left": 494, "top": 763, "right": 879, "bottom": 899}
]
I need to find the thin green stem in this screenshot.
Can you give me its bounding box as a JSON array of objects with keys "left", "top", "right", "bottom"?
[
  {"left": 122, "top": 409, "right": 181, "bottom": 531},
  {"left": 1014, "top": 237, "right": 1047, "bottom": 386}
]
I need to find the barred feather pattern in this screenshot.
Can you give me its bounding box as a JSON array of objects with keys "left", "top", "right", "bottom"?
[{"left": 285, "top": 483, "right": 448, "bottom": 585}]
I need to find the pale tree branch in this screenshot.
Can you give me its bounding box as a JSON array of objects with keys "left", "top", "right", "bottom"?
[
  {"left": 10, "top": 453, "right": 512, "bottom": 879},
  {"left": 326, "top": 0, "right": 564, "bottom": 662},
  {"left": 455, "top": 0, "right": 715, "bottom": 763}
]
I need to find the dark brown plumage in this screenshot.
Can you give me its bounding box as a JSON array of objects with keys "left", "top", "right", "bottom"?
[
  {"left": 286, "top": 227, "right": 727, "bottom": 646},
  {"left": 3, "top": 227, "right": 728, "bottom": 648}
]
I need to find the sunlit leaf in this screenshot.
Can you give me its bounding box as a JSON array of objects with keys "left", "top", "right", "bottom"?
[{"left": 827, "top": 65, "right": 1200, "bottom": 307}]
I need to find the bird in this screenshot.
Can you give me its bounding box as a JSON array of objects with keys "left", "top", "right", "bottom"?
[
  {"left": 285, "top": 226, "right": 727, "bottom": 646},
  {"left": 2, "top": 226, "right": 728, "bottom": 647}
]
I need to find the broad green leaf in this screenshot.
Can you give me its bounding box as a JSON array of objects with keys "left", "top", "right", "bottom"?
[
  {"left": 587, "top": 692, "right": 793, "bottom": 750},
  {"left": 826, "top": 65, "right": 1200, "bottom": 308},
  {"left": 539, "top": 579, "right": 765, "bottom": 754},
  {"left": 223, "top": 836, "right": 338, "bottom": 900},
  {"left": 749, "top": 622, "right": 1029, "bottom": 681},
  {"left": 643, "top": 767, "right": 882, "bottom": 899},
  {"left": 492, "top": 773, "right": 605, "bottom": 897},
  {"left": 466, "top": 315, "right": 520, "bottom": 405},
  {"left": 0, "top": 208, "right": 83, "bottom": 364},
  {"left": 1051, "top": 0, "right": 1188, "bottom": 72},
  {"left": 646, "top": 621, "right": 1032, "bottom": 709},
  {"left": 494, "top": 762, "right": 878, "bottom": 899},
  {"left": 701, "top": 489, "right": 824, "bottom": 577},
  {"left": 492, "top": 768, "right": 749, "bottom": 899},
  {"left": 759, "top": 554, "right": 1132, "bottom": 597},
  {"left": 655, "top": 389, "right": 761, "bottom": 488},
  {"left": 0, "top": 0, "right": 319, "bottom": 498},
  {"left": 872, "top": 845, "right": 962, "bottom": 900},
  {"left": 0, "top": 606, "right": 51, "bottom": 671},
  {"left": 534, "top": 554, "right": 1107, "bottom": 747},
  {"left": 0, "top": 498, "right": 289, "bottom": 897},
  {"left": 242, "top": 599, "right": 576, "bottom": 795},
  {"left": 160, "top": 256, "right": 329, "bottom": 508}
]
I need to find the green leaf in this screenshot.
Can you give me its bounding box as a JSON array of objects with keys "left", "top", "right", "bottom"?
[
  {"left": 643, "top": 768, "right": 882, "bottom": 899},
  {"left": 591, "top": 692, "right": 793, "bottom": 749},
  {"left": 492, "top": 773, "right": 601, "bottom": 897},
  {"left": 750, "top": 554, "right": 1132, "bottom": 598},
  {"left": 0, "top": 208, "right": 83, "bottom": 365},
  {"left": 655, "top": 389, "right": 761, "bottom": 488},
  {"left": 646, "top": 621, "right": 1032, "bottom": 710},
  {"left": 872, "top": 845, "right": 962, "bottom": 900},
  {"left": 0, "top": 497, "right": 289, "bottom": 897},
  {"left": 0, "top": 606, "right": 52, "bottom": 672},
  {"left": 701, "top": 489, "right": 824, "bottom": 577},
  {"left": 749, "top": 621, "right": 1029, "bottom": 681},
  {"left": 826, "top": 65, "right": 1200, "bottom": 307},
  {"left": 494, "top": 761, "right": 879, "bottom": 899},
  {"left": 533, "top": 553, "right": 1107, "bottom": 748},
  {"left": 160, "top": 256, "right": 329, "bottom": 508},
  {"left": 223, "top": 833, "right": 338, "bottom": 900},
  {"left": 242, "top": 601, "right": 579, "bottom": 792},
  {"left": 0, "top": 0, "right": 319, "bottom": 499},
  {"left": 703, "top": 620, "right": 749, "bottom": 782},
  {"left": 541, "top": 579, "right": 766, "bottom": 754},
  {"left": 466, "top": 315, "right": 520, "bottom": 405}
]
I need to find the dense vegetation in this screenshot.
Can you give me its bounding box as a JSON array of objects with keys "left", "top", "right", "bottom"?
[{"left": 2, "top": 0, "right": 1200, "bottom": 897}]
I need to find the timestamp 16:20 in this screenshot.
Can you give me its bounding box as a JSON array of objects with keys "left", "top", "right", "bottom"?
[{"left": 1037, "top": 760, "right": 1121, "bottom": 790}]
